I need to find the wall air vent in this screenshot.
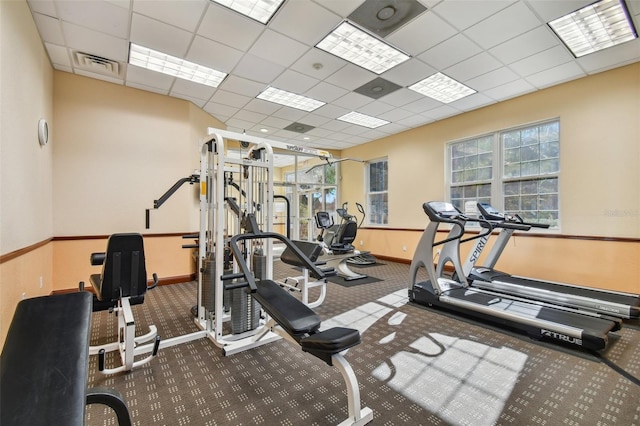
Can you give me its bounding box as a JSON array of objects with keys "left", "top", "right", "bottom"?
[{"left": 72, "top": 51, "right": 123, "bottom": 78}]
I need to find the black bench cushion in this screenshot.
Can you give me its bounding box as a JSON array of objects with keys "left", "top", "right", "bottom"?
[
  {"left": 280, "top": 240, "right": 323, "bottom": 267},
  {"left": 300, "top": 327, "right": 361, "bottom": 353},
  {"left": 252, "top": 280, "right": 321, "bottom": 336},
  {"left": 1, "top": 292, "right": 93, "bottom": 426}
]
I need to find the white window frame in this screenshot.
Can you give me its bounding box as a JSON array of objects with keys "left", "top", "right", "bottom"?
[
  {"left": 446, "top": 119, "right": 560, "bottom": 230},
  {"left": 366, "top": 157, "right": 388, "bottom": 226}
]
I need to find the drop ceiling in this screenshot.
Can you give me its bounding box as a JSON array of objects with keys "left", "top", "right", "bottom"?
[{"left": 27, "top": 0, "right": 640, "bottom": 151}]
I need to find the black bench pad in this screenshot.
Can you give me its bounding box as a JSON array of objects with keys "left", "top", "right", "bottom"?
[
  {"left": 301, "top": 327, "right": 360, "bottom": 353},
  {"left": 1, "top": 292, "right": 93, "bottom": 426},
  {"left": 253, "top": 280, "right": 321, "bottom": 336},
  {"left": 281, "top": 240, "right": 323, "bottom": 267}
]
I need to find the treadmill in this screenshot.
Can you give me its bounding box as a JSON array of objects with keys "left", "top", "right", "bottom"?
[
  {"left": 465, "top": 202, "right": 640, "bottom": 319},
  {"left": 408, "top": 201, "right": 620, "bottom": 351}
]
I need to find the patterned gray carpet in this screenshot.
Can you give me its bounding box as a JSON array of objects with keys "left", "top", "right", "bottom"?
[{"left": 86, "top": 261, "right": 640, "bottom": 425}]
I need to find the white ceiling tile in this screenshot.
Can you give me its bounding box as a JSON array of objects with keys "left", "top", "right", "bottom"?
[
  {"left": 524, "top": 0, "right": 593, "bottom": 22},
  {"left": 452, "top": 93, "right": 496, "bottom": 111},
  {"left": 418, "top": 34, "right": 482, "bottom": 70},
  {"left": 203, "top": 101, "right": 239, "bottom": 117},
  {"left": 130, "top": 13, "right": 193, "bottom": 57},
  {"left": 484, "top": 78, "right": 535, "bottom": 101},
  {"left": 445, "top": 52, "right": 502, "bottom": 82},
  {"left": 374, "top": 122, "right": 409, "bottom": 134},
  {"left": 298, "top": 113, "right": 332, "bottom": 127},
  {"left": 466, "top": 66, "right": 520, "bottom": 91},
  {"left": 325, "top": 64, "right": 376, "bottom": 90},
  {"left": 378, "top": 87, "right": 423, "bottom": 107},
  {"left": 232, "top": 109, "right": 268, "bottom": 124},
  {"left": 313, "top": 0, "right": 364, "bottom": 17},
  {"left": 387, "top": 10, "right": 457, "bottom": 56},
  {"left": 57, "top": 0, "right": 130, "bottom": 39},
  {"left": 126, "top": 64, "right": 175, "bottom": 89},
  {"left": 400, "top": 96, "right": 442, "bottom": 114},
  {"left": 272, "top": 106, "right": 307, "bottom": 121},
  {"left": 32, "top": 13, "right": 64, "bottom": 45},
  {"left": 270, "top": 0, "right": 341, "bottom": 45},
  {"left": 248, "top": 29, "right": 309, "bottom": 68},
  {"left": 432, "top": 0, "right": 516, "bottom": 31},
  {"left": 341, "top": 124, "right": 367, "bottom": 136},
  {"left": 53, "top": 64, "right": 73, "bottom": 73},
  {"left": 305, "top": 127, "right": 334, "bottom": 138},
  {"left": 526, "top": 61, "right": 586, "bottom": 89},
  {"left": 61, "top": 21, "right": 129, "bottom": 61},
  {"left": 381, "top": 58, "right": 437, "bottom": 87},
  {"left": 423, "top": 104, "right": 460, "bottom": 120},
  {"left": 489, "top": 26, "right": 560, "bottom": 65},
  {"left": 172, "top": 93, "right": 208, "bottom": 108},
  {"left": 261, "top": 115, "right": 293, "bottom": 128},
  {"left": 231, "top": 54, "right": 286, "bottom": 84},
  {"left": 319, "top": 118, "right": 351, "bottom": 132},
  {"left": 290, "top": 48, "right": 346, "bottom": 80},
  {"left": 465, "top": 1, "right": 541, "bottom": 49},
  {"left": 198, "top": 4, "right": 263, "bottom": 51},
  {"left": 170, "top": 78, "right": 217, "bottom": 101},
  {"left": 209, "top": 89, "right": 252, "bottom": 109},
  {"left": 577, "top": 39, "right": 640, "bottom": 74},
  {"left": 304, "top": 81, "right": 349, "bottom": 103},
  {"left": 357, "top": 101, "right": 395, "bottom": 117},
  {"left": 227, "top": 117, "right": 259, "bottom": 131},
  {"left": 510, "top": 45, "right": 573, "bottom": 77},
  {"left": 28, "top": 0, "right": 57, "bottom": 17},
  {"left": 397, "top": 114, "right": 435, "bottom": 127},
  {"left": 332, "top": 92, "right": 372, "bottom": 110},
  {"left": 126, "top": 81, "right": 169, "bottom": 95},
  {"left": 377, "top": 107, "right": 414, "bottom": 122},
  {"left": 313, "top": 103, "right": 350, "bottom": 119},
  {"left": 187, "top": 36, "right": 244, "bottom": 73},
  {"left": 271, "top": 69, "right": 320, "bottom": 94},
  {"left": 219, "top": 75, "right": 266, "bottom": 98},
  {"left": 132, "top": 0, "right": 207, "bottom": 32},
  {"left": 243, "top": 98, "right": 282, "bottom": 115},
  {"left": 45, "top": 43, "right": 71, "bottom": 67}
]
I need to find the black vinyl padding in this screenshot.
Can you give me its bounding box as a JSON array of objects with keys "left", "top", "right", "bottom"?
[
  {"left": 1, "top": 292, "right": 93, "bottom": 426},
  {"left": 301, "top": 327, "right": 361, "bottom": 353},
  {"left": 89, "top": 233, "right": 148, "bottom": 310},
  {"left": 281, "top": 240, "right": 323, "bottom": 267},
  {"left": 253, "top": 280, "right": 321, "bottom": 337}
]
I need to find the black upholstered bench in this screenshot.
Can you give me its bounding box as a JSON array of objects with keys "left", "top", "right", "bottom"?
[
  {"left": 0, "top": 292, "right": 131, "bottom": 426},
  {"left": 225, "top": 231, "right": 373, "bottom": 425}
]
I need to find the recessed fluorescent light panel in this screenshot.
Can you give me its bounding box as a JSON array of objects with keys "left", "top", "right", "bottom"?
[
  {"left": 549, "top": 0, "right": 638, "bottom": 58},
  {"left": 408, "top": 72, "right": 476, "bottom": 104},
  {"left": 257, "top": 87, "right": 326, "bottom": 112},
  {"left": 337, "top": 111, "right": 389, "bottom": 129},
  {"left": 129, "top": 43, "right": 227, "bottom": 88},
  {"left": 316, "top": 21, "right": 410, "bottom": 74},
  {"left": 209, "top": 0, "right": 285, "bottom": 24}
]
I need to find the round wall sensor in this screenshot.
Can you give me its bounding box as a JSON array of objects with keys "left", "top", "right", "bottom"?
[{"left": 38, "top": 118, "right": 49, "bottom": 146}]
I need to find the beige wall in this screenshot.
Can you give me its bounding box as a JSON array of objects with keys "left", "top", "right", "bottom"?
[
  {"left": 344, "top": 63, "right": 640, "bottom": 292},
  {"left": 0, "top": 0, "right": 55, "bottom": 345}
]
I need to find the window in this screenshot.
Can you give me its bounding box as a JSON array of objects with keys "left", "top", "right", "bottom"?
[
  {"left": 447, "top": 120, "right": 560, "bottom": 228},
  {"left": 367, "top": 158, "right": 388, "bottom": 225}
]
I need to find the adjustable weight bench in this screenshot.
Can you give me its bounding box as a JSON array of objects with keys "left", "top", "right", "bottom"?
[
  {"left": 225, "top": 232, "right": 373, "bottom": 426},
  {"left": 80, "top": 233, "right": 160, "bottom": 374},
  {"left": 1, "top": 292, "right": 131, "bottom": 426}
]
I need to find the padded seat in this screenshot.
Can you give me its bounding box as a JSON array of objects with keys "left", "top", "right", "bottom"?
[
  {"left": 253, "top": 280, "right": 321, "bottom": 337},
  {"left": 89, "top": 233, "right": 150, "bottom": 311}
]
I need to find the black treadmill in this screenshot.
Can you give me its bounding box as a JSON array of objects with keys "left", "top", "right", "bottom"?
[
  {"left": 408, "top": 202, "right": 620, "bottom": 351},
  {"left": 468, "top": 203, "right": 640, "bottom": 319}
]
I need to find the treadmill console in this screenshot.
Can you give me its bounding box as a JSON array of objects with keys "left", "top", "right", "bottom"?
[
  {"left": 424, "top": 202, "right": 462, "bottom": 222},
  {"left": 477, "top": 202, "right": 504, "bottom": 221}
]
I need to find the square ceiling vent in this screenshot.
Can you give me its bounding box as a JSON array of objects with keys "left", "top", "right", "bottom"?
[
  {"left": 354, "top": 77, "right": 402, "bottom": 99},
  {"left": 72, "top": 51, "right": 123, "bottom": 79},
  {"left": 348, "top": 0, "right": 428, "bottom": 38},
  {"left": 284, "top": 122, "right": 315, "bottom": 133}
]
